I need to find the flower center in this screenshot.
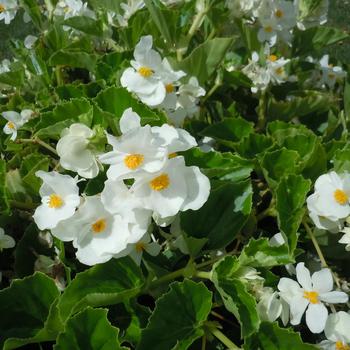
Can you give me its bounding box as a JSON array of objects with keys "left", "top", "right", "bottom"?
[
  {"left": 269, "top": 54, "right": 278, "bottom": 62},
  {"left": 48, "top": 194, "right": 64, "bottom": 208},
  {"left": 138, "top": 66, "right": 153, "bottom": 78},
  {"left": 91, "top": 218, "right": 106, "bottom": 234},
  {"left": 168, "top": 152, "right": 177, "bottom": 159},
  {"left": 328, "top": 73, "right": 336, "bottom": 80},
  {"left": 336, "top": 341, "right": 350, "bottom": 350},
  {"left": 334, "top": 189, "right": 348, "bottom": 205},
  {"left": 149, "top": 173, "right": 170, "bottom": 191},
  {"left": 303, "top": 291, "right": 319, "bottom": 304},
  {"left": 0, "top": 4, "right": 5, "bottom": 13},
  {"left": 275, "top": 67, "right": 284, "bottom": 75},
  {"left": 275, "top": 9, "right": 284, "bottom": 18},
  {"left": 135, "top": 242, "right": 146, "bottom": 253},
  {"left": 7, "top": 121, "right": 16, "bottom": 130},
  {"left": 165, "top": 83, "right": 174, "bottom": 93},
  {"left": 264, "top": 26, "right": 273, "bottom": 33},
  {"left": 124, "top": 154, "right": 144, "bottom": 170}
]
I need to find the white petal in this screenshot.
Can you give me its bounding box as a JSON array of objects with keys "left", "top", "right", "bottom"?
[
  {"left": 145, "top": 242, "right": 161, "bottom": 256},
  {"left": 289, "top": 296, "right": 309, "bottom": 325},
  {"left": 319, "top": 291, "right": 349, "bottom": 304},
  {"left": 119, "top": 108, "right": 141, "bottom": 134},
  {"left": 305, "top": 303, "right": 328, "bottom": 333},
  {"left": 296, "top": 262, "right": 312, "bottom": 290},
  {"left": 312, "top": 268, "right": 333, "bottom": 293}
]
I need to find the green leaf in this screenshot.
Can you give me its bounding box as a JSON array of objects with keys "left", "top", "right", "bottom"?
[
  {"left": 212, "top": 256, "right": 260, "bottom": 337},
  {"left": 0, "top": 159, "right": 10, "bottom": 214},
  {"left": 19, "top": 0, "right": 44, "bottom": 30},
  {"left": 55, "top": 307, "right": 124, "bottom": 350},
  {"left": 0, "top": 273, "right": 61, "bottom": 350},
  {"left": 276, "top": 175, "right": 311, "bottom": 252},
  {"left": 244, "top": 322, "right": 317, "bottom": 349},
  {"left": 181, "top": 180, "right": 252, "bottom": 249},
  {"left": 234, "top": 18, "right": 261, "bottom": 52},
  {"left": 298, "top": 0, "right": 324, "bottom": 20},
  {"left": 235, "top": 133, "right": 274, "bottom": 159},
  {"left": 174, "top": 37, "right": 235, "bottom": 85},
  {"left": 293, "top": 27, "right": 349, "bottom": 55},
  {"left": 58, "top": 257, "right": 144, "bottom": 322},
  {"left": 333, "top": 147, "right": 350, "bottom": 172},
  {"left": 63, "top": 16, "right": 104, "bottom": 36},
  {"left": 344, "top": 77, "right": 350, "bottom": 120},
  {"left": 239, "top": 238, "right": 293, "bottom": 268},
  {"left": 183, "top": 148, "right": 253, "bottom": 182},
  {"left": 138, "top": 280, "right": 212, "bottom": 350},
  {"left": 0, "top": 69, "right": 25, "bottom": 87},
  {"left": 93, "top": 86, "right": 166, "bottom": 127},
  {"left": 260, "top": 148, "right": 300, "bottom": 189},
  {"left": 201, "top": 117, "right": 254, "bottom": 147},
  {"left": 49, "top": 50, "right": 97, "bottom": 71}
]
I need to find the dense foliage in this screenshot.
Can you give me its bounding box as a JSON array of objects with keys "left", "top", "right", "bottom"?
[{"left": 1, "top": 0, "right": 350, "bottom": 349}]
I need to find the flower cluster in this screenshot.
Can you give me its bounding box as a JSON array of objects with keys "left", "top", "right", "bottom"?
[
  {"left": 121, "top": 35, "right": 205, "bottom": 126},
  {"left": 32, "top": 109, "right": 210, "bottom": 265}
]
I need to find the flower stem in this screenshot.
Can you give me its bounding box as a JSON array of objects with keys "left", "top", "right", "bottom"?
[
  {"left": 17, "top": 138, "right": 58, "bottom": 156},
  {"left": 257, "top": 90, "right": 267, "bottom": 130},
  {"left": 201, "top": 335, "right": 206, "bottom": 350},
  {"left": 195, "top": 270, "right": 212, "bottom": 280},
  {"left": 210, "top": 327, "right": 241, "bottom": 349},
  {"left": 303, "top": 221, "right": 328, "bottom": 268}
]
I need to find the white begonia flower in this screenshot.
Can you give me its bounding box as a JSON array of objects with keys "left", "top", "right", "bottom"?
[
  {"left": 318, "top": 55, "right": 346, "bottom": 89},
  {"left": 54, "top": 0, "right": 95, "bottom": 19},
  {"left": 33, "top": 171, "right": 80, "bottom": 230},
  {"left": 257, "top": 287, "right": 289, "bottom": 325},
  {"left": 270, "top": 0, "right": 297, "bottom": 29},
  {"left": 258, "top": 17, "right": 279, "bottom": 46},
  {"left": 307, "top": 172, "right": 350, "bottom": 232},
  {"left": 114, "top": 233, "right": 161, "bottom": 265},
  {"left": 318, "top": 311, "right": 350, "bottom": 350},
  {"left": 56, "top": 123, "right": 99, "bottom": 179},
  {"left": 99, "top": 109, "right": 167, "bottom": 180},
  {"left": 24, "top": 35, "right": 38, "bottom": 49},
  {"left": 278, "top": 262, "right": 349, "bottom": 334},
  {"left": 52, "top": 196, "right": 147, "bottom": 266},
  {"left": 115, "top": 0, "right": 145, "bottom": 27},
  {"left": 0, "top": 0, "right": 18, "bottom": 24},
  {"left": 120, "top": 35, "right": 167, "bottom": 106},
  {"left": 131, "top": 156, "right": 210, "bottom": 219},
  {"left": 2, "top": 110, "right": 31, "bottom": 141},
  {"left": 266, "top": 54, "right": 290, "bottom": 84},
  {"left": 339, "top": 227, "right": 350, "bottom": 251},
  {"left": 0, "top": 228, "right": 15, "bottom": 251}
]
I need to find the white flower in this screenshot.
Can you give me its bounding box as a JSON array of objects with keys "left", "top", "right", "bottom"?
[
  {"left": 56, "top": 123, "right": 99, "bottom": 179},
  {"left": 318, "top": 55, "right": 346, "bottom": 89},
  {"left": 99, "top": 109, "right": 167, "bottom": 180},
  {"left": 24, "top": 35, "right": 38, "bottom": 49},
  {"left": 54, "top": 0, "right": 95, "bottom": 19},
  {"left": 278, "top": 262, "right": 348, "bottom": 333},
  {"left": 52, "top": 196, "right": 145, "bottom": 265},
  {"left": 319, "top": 312, "right": 350, "bottom": 350},
  {"left": 0, "top": 228, "right": 15, "bottom": 251},
  {"left": 266, "top": 54, "right": 290, "bottom": 84},
  {"left": 339, "top": 227, "right": 350, "bottom": 251},
  {"left": 115, "top": 0, "right": 145, "bottom": 27},
  {"left": 226, "top": 0, "right": 261, "bottom": 17},
  {"left": 33, "top": 171, "right": 80, "bottom": 230},
  {"left": 307, "top": 172, "right": 350, "bottom": 232},
  {"left": 0, "top": 0, "right": 18, "bottom": 24},
  {"left": 2, "top": 110, "right": 31, "bottom": 141},
  {"left": 131, "top": 156, "right": 210, "bottom": 219}
]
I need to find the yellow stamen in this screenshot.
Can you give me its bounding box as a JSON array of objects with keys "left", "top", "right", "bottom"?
[
  {"left": 135, "top": 242, "right": 146, "bottom": 253},
  {"left": 138, "top": 66, "right": 153, "bottom": 78},
  {"left": 165, "top": 83, "right": 174, "bottom": 93},
  {"left": 336, "top": 341, "right": 350, "bottom": 350},
  {"left": 303, "top": 291, "right": 319, "bottom": 304},
  {"left": 168, "top": 152, "right": 177, "bottom": 159},
  {"left": 269, "top": 54, "right": 278, "bottom": 62},
  {"left": 0, "top": 4, "right": 5, "bottom": 13},
  {"left": 91, "top": 218, "right": 106, "bottom": 234},
  {"left": 328, "top": 73, "right": 336, "bottom": 80},
  {"left": 264, "top": 26, "right": 273, "bottom": 33},
  {"left": 124, "top": 154, "right": 144, "bottom": 170},
  {"left": 7, "top": 121, "right": 15, "bottom": 129},
  {"left": 334, "top": 189, "right": 348, "bottom": 205},
  {"left": 149, "top": 173, "right": 170, "bottom": 191},
  {"left": 275, "top": 67, "right": 284, "bottom": 75},
  {"left": 275, "top": 9, "right": 284, "bottom": 18},
  {"left": 48, "top": 194, "right": 64, "bottom": 208}
]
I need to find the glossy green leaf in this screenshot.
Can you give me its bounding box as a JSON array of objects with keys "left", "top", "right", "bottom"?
[
  {"left": 333, "top": 147, "right": 350, "bottom": 172},
  {"left": 49, "top": 50, "right": 97, "bottom": 71},
  {"left": 244, "top": 322, "right": 317, "bottom": 349},
  {"left": 0, "top": 273, "right": 61, "bottom": 350},
  {"left": 181, "top": 180, "right": 252, "bottom": 249},
  {"left": 55, "top": 307, "right": 124, "bottom": 350},
  {"left": 212, "top": 256, "right": 260, "bottom": 337},
  {"left": 58, "top": 257, "right": 145, "bottom": 322},
  {"left": 138, "top": 280, "right": 212, "bottom": 350},
  {"left": 63, "top": 16, "right": 104, "bottom": 36},
  {"left": 276, "top": 175, "right": 311, "bottom": 252}
]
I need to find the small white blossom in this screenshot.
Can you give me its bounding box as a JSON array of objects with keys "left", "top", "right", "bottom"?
[
  {"left": 278, "top": 263, "right": 348, "bottom": 333},
  {"left": 115, "top": 0, "right": 145, "bottom": 27},
  {"left": 33, "top": 171, "right": 80, "bottom": 230},
  {"left": 339, "top": 227, "right": 350, "bottom": 251},
  {"left": 2, "top": 109, "right": 32, "bottom": 141},
  {"left": 318, "top": 55, "right": 346, "bottom": 89},
  {"left": 0, "top": 0, "right": 18, "bottom": 24},
  {"left": 54, "top": 0, "right": 95, "bottom": 19},
  {"left": 24, "top": 35, "right": 38, "bottom": 49},
  {"left": 0, "top": 228, "right": 15, "bottom": 251},
  {"left": 56, "top": 123, "right": 99, "bottom": 179}
]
